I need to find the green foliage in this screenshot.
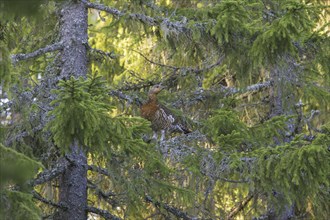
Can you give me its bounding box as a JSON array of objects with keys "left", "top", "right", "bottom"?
[
  {"left": 1, "top": 0, "right": 65, "bottom": 17},
  {"left": 1, "top": 5, "right": 58, "bottom": 90},
  {"left": 252, "top": 141, "right": 330, "bottom": 215},
  {"left": 0, "top": 143, "right": 42, "bottom": 187},
  {"left": 250, "top": 116, "right": 290, "bottom": 146},
  {"left": 46, "top": 75, "right": 113, "bottom": 151},
  {"left": 203, "top": 107, "right": 330, "bottom": 216},
  {"left": 204, "top": 109, "right": 249, "bottom": 151},
  {"left": 204, "top": 110, "right": 290, "bottom": 151},
  {"left": 0, "top": 41, "right": 12, "bottom": 88},
  {"left": 210, "top": 0, "right": 256, "bottom": 46},
  {"left": 47, "top": 74, "right": 153, "bottom": 155},
  {"left": 0, "top": 144, "right": 42, "bottom": 220},
  {"left": 250, "top": 0, "right": 317, "bottom": 65},
  {"left": 0, "top": 190, "right": 41, "bottom": 220},
  {"left": 205, "top": 110, "right": 247, "bottom": 136}
]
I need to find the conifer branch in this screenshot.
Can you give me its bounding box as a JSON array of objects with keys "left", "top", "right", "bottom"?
[
  {"left": 30, "top": 162, "right": 68, "bottom": 187},
  {"left": 11, "top": 41, "right": 63, "bottom": 63},
  {"left": 223, "top": 80, "right": 273, "bottom": 97},
  {"left": 145, "top": 195, "right": 199, "bottom": 220},
  {"left": 226, "top": 193, "right": 254, "bottom": 220},
  {"left": 32, "top": 190, "right": 68, "bottom": 210},
  {"left": 86, "top": 206, "right": 121, "bottom": 220},
  {"left": 82, "top": 0, "right": 124, "bottom": 17},
  {"left": 81, "top": 0, "right": 191, "bottom": 32},
  {"left": 170, "top": 80, "right": 271, "bottom": 107},
  {"left": 81, "top": 0, "right": 157, "bottom": 26}
]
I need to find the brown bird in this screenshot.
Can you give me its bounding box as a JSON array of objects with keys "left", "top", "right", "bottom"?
[{"left": 140, "top": 85, "right": 191, "bottom": 141}]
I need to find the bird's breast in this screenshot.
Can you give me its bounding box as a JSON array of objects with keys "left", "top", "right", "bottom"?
[{"left": 140, "top": 102, "right": 159, "bottom": 120}]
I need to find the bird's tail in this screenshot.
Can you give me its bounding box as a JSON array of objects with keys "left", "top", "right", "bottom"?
[{"left": 170, "top": 124, "right": 191, "bottom": 134}]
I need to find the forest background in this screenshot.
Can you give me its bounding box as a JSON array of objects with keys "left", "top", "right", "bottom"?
[{"left": 0, "top": 0, "right": 329, "bottom": 219}]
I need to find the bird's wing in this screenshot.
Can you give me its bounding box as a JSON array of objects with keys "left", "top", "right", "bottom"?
[{"left": 158, "top": 103, "right": 192, "bottom": 134}]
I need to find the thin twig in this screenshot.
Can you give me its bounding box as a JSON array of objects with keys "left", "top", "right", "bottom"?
[
  {"left": 134, "top": 50, "right": 225, "bottom": 74},
  {"left": 133, "top": 50, "right": 179, "bottom": 70}
]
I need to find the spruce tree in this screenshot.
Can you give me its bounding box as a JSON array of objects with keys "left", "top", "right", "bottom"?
[{"left": 1, "top": 0, "right": 329, "bottom": 219}]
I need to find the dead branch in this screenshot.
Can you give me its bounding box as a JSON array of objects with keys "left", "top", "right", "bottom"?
[
  {"left": 86, "top": 206, "right": 121, "bottom": 220},
  {"left": 81, "top": 0, "right": 156, "bottom": 25},
  {"left": 81, "top": 0, "right": 192, "bottom": 32},
  {"left": 223, "top": 80, "right": 273, "bottom": 97},
  {"left": 32, "top": 190, "right": 67, "bottom": 210},
  {"left": 11, "top": 41, "right": 63, "bottom": 63},
  {"left": 30, "top": 162, "right": 68, "bottom": 187}
]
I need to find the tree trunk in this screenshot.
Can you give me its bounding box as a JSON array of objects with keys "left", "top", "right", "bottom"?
[
  {"left": 268, "top": 61, "right": 296, "bottom": 220},
  {"left": 59, "top": 1, "right": 88, "bottom": 80},
  {"left": 56, "top": 141, "right": 88, "bottom": 220},
  {"left": 55, "top": 1, "right": 88, "bottom": 219}
]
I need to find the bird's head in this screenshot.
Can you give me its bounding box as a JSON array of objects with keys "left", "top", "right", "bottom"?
[{"left": 148, "top": 84, "right": 164, "bottom": 95}]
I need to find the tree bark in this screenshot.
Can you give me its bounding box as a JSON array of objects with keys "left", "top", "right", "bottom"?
[
  {"left": 268, "top": 60, "right": 297, "bottom": 220},
  {"left": 59, "top": 0, "right": 88, "bottom": 80},
  {"left": 55, "top": 1, "right": 88, "bottom": 219},
  {"left": 56, "top": 141, "right": 88, "bottom": 220}
]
